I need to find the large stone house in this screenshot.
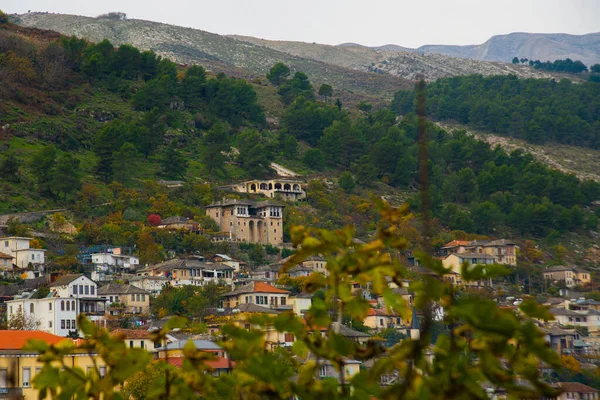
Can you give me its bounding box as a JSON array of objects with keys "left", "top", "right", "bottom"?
[
  {"left": 543, "top": 265, "right": 591, "bottom": 288},
  {"left": 142, "top": 257, "right": 234, "bottom": 286},
  {"left": 205, "top": 200, "right": 285, "bottom": 246},
  {"left": 440, "top": 239, "right": 518, "bottom": 266},
  {"left": 227, "top": 179, "right": 306, "bottom": 201},
  {"left": 98, "top": 283, "right": 150, "bottom": 315}
]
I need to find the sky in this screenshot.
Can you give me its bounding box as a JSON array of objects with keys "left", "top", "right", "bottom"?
[{"left": 3, "top": 0, "right": 600, "bottom": 48}]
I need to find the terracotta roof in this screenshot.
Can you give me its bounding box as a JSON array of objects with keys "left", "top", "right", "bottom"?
[
  {"left": 167, "top": 356, "right": 235, "bottom": 369},
  {"left": 367, "top": 308, "right": 391, "bottom": 317},
  {"left": 0, "top": 252, "right": 13, "bottom": 259},
  {"left": 222, "top": 281, "right": 289, "bottom": 297},
  {"left": 111, "top": 329, "right": 151, "bottom": 339},
  {"left": 557, "top": 382, "right": 598, "bottom": 393},
  {"left": 442, "top": 240, "right": 470, "bottom": 248},
  {"left": 0, "top": 330, "right": 71, "bottom": 350},
  {"left": 50, "top": 274, "right": 86, "bottom": 287}
]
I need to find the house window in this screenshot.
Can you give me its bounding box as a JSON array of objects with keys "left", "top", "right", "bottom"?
[
  {"left": 85, "top": 286, "right": 89, "bottom": 295},
  {"left": 4, "top": 241, "right": 7, "bottom": 247},
  {"left": 72, "top": 300, "right": 75, "bottom": 311},
  {"left": 141, "top": 295, "right": 145, "bottom": 301},
  {"left": 380, "top": 318, "right": 384, "bottom": 326},
  {"left": 136, "top": 294, "right": 141, "bottom": 302},
  {"left": 281, "top": 297, "right": 286, "bottom": 305},
  {"left": 31, "top": 254, "right": 35, "bottom": 260},
  {"left": 130, "top": 341, "right": 134, "bottom": 348},
  {"left": 131, "top": 295, "right": 135, "bottom": 301},
  {"left": 79, "top": 285, "right": 83, "bottom": 294},
  {"left": 72, "top": 320, "right": 76, "bottom": 329},
  {"left": 319, "top": 365, "right": 327, "bottom": 377},
  {"left": 61, "top": 301, "right": 65, "bottom": 311},
  {"left": 91, "top": 286, "right": 95, "bottom": 295},
  {"left": 284, "top": 333, "right": 295, "bottom": 342},
  {"left": 216, "top": 212, "right": 219, "bottom": 218},
  {"left": 22, "top": 367, "right": 31, "bottom": 387},
  {"left": 30, "top": 303, "right": 34, "bottom": 313},
  {"left": 49, "top": 303, "right": 52, "bottom": 311},
  {"left": 49, "top": 321, "right": 52, "bottom": 328},
  {"left": 73, "top": 286, "right": 77, "bottom": 295},
  {"left": 66, "top": 301, "right": 70, "bottom": 311},
  {"left": 0, "top": 369, "right": 6, "bottom": 388},
  {"left": 61, "top": 320, "right": 65, "bottom": 329},
  {"left": 140, "top": 341, "right": 144, "bottom": 349},
  {"left": 66, "top": 320, "right": 71, "bottom": 329}
]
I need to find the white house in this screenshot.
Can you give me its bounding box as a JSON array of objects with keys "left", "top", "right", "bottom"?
[
  {"left": 290, "top": 292, "right": 312, "bottom": 317},
  {"left": 91, "top": 251, "right": 139, "bottom": 270},
  {"left": 0, "top": 236, "right": 46, "bottom": 269},
  {"left": 6, "top": 274, "right": 106, "bottom": 336}
]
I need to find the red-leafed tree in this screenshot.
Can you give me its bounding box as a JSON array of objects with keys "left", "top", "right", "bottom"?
[{"left": 147, "top": 214, "right": 161, "bottom": 226}]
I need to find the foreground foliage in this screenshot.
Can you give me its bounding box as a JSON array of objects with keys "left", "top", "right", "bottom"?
[{"left": 29, "top": 202, "right": 561, "bottom": 399}]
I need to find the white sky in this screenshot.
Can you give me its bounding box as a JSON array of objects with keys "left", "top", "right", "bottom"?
[{"left": 3, "top": 0, "right": 600, "bottom": 48}]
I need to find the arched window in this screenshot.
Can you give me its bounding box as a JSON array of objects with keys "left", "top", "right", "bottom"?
[
  {"left": 283, "top": 183, "right": 291, "bottom": 191},
  {"left": 293, "top": 184, "right": 300, "bottom": 191},
  {"left": 61, "top": 301, "right": 65, "bottom": 311},
  {"left": 268, "top": 183, "right": 273, "bottom": 190},
  {"left": 66, "top": 301, "right": 70, "bottom": 311},
  {"left": 72, "top": 301, "right": 75, "bottom": 311},
  {"left": 274, "top": 183, "right": 282, "bottom": 190},
  {"left": 250, "top": 184, "right": 257, "bottom": 192},
  {"left": 260, "top": 183, "right": 268, "bottom": 190}
]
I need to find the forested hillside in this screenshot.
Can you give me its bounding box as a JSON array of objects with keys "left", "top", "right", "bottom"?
[
  {"left": 391, "top": 75, "right": 600, "bottom": 148},
  {"left": 1, "top": 18, "right": 599, "bottom": 268}
]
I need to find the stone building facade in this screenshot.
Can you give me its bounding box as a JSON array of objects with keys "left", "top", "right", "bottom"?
[
  {"left": 227, "top": 179, "right": 306, "bottom": 201},
  {"left": 205, "top": 200, "right": 285, "bottom": 246}
]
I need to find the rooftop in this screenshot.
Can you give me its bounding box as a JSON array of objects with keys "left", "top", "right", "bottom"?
[
  {"left": 157, "top": 339, "right": 221, "bottom": 351},
  {"left": 111, "top": 329, "right": 152, "bottom": 339},
  {"left": 49, "top": 273, "right": 85, "bottom": 287},
  {"left": 0, "top": 252, "right": 13, "bottom": 259},
  {"left": 167, "top": 356, "right": 235, "bottom": 369},
  {"left": 0, "top": 330, "right": 71, "bottom": 350},
  {"left": 99, "top": 283, "right": 149, "bottom": 295},
  {"left": 232, "top": 303, "right": 280, "bottom": 314},
  {"left": 222, "top": 281, "right": 289, "bottom": 297},
  {"left": 557, "top": 382, "right": 598, "bottom": 393}
]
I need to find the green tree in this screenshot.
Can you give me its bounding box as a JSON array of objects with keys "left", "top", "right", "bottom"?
[
  {"left": 278, "top": 71, "right": 315, "bottom": 105},
  {"left": 112, "top": 142, "right": 139, "bottom": 185},
  {"left": 0, "top": 152, "right": 20, "bottom": 183},
  {"left": 591, "top": 64, "right": 600, "bottom": 73},
  {"left": 31, "top": 145, "right": 57, "bottom": 196},
  {"left": 512, "top": 56, "right": 519, "bottom": 64},
  {"left": 159, "top": 144, "right": 188, "bottom": 180},
  {"left": 302, "top": 148, "right": 325, "bottom": 170},
  {"left": 318, "top": 83, "right": 333, "bottom": 103},
  {"left": 51, "top": 154, "right": 81, "bottom": 201},
  {"left": 202, "top": 122, "right": 230, "bottom": 174},
  {"left": 266, "top": 62, "right": 290, "bottom": 86},
  {"left": 180, "top": 65, "right": 206, "bottom": 110},
  {"left": 236, "top": 129, "right": 274, "bottom": 176},
  {"left": 338, "top": 171, "right": 356, "bottom": 193}
]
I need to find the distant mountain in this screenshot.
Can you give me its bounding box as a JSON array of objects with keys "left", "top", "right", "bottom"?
[
  {"left": 416, "top": 32, "right": 600, "bottom": 66},
  {"left": 14, "top": 12, "right": 564, "bottom": 93}
]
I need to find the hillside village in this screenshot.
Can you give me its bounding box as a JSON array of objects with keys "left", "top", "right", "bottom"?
[{"left": 1, "top": 9, "right": 600, "bottom": 400}]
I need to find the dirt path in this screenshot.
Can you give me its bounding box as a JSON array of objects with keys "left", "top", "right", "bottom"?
[{"left": 270, "top": 162, "right": 299, "bottom": 177}]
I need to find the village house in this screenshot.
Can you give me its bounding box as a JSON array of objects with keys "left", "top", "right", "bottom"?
[
  {"left": 157, "top": 216, "right": 197, "bottom": 231},
  {"left": 129, "top": 275, "right": 169, "bottom": 295},
  {"left": 205, "top": 199, "right": 285, "bottom": 246},
  {"left": 439, "top": 239, "right": 518, "bottom": 266},
  {"left": 5, "top": 274, "right": 105, "bottom": 336},
  {"left": 111, "top": 329, "right": 163, "bottom": 353},
  {"left": 549, "top": 307, "right": 600, "bottom": 332},
  {"left": 289, "top": 292, "right": 312, "bottom": 317},
  {"left": 552, "top": 382, "right": 599, "bottom": 400},
  {"left": 543, "top": 266, "right": 592, "bottom": 288},
  {"left": 250, "top": 264, "right": 281, "bottom": 281},
  {"left": 0, "top": 330, "right": 103, "bottom": 399},
  {"left": 0, "top": 236, "right": 46, "bottom": 270},
  {"left": 207, "top": 254, "right": 246, "bottom": 272},
  {"left": 155, "top": 339, "right": 235, "bottom": 376},
  {"left": 98, "top": 283, "right": 151, "bottom": 315},
  {"left": 221, "top": 281, "right": 290, "bottom": 309},
  {"left": 363, "top": 307, "right": 403, "bottom": 331},
  {"left": 226, "top": 179, "right": 306, "bottom": 201},
  {"left": 142, "top": 257, "right": 234, "bottom": 286},
  {"left": 441, "top": 253, "right": 497, "bottom": 287},
  {"left": 541, "top": 326, "right": 580, "bottom": 354}
]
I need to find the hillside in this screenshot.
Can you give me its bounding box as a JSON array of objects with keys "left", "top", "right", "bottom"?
[
  {"left": 11, "top": 12, "right": 411, "bottom": 99},
  {"left": 13, "top": 12, "right": 569, "bottom": 87},
  {"left": 417, "top": 32, "right": 600, "bottom": 66},
  {"left": 231, "top": 35, "right": 561, "bottom": 81}
]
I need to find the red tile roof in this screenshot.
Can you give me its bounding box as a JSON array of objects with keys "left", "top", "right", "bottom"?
[
  {"left": 0, "top": 252, "right": 13, "bottom": 259},
  {"left": 0, "top": 330, "right": 71, "bottom": 350},
  {"left": 443, "top": 240, "right": 470, "bottom": 248},
  {"left": 111, "top": 329, "right": 151, "bottom": 339},
  {"left": 253, "top": 282, "right": 288, "bottom": 294},
  {"left": 167, "top": 356, "right": 235, "bottom": 369}
]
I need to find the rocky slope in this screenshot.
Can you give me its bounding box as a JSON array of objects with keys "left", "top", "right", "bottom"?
[
  {"left": 231, "top": 35, "right": 560, "bottom": 81},
  {"left": 15, "top": 12, "right": 565, "bottom": 91},
  {"left": 417, "top": 32, "right": 600, "bottom": 66},
  {"left": 12, "top": 12, "right": 410, "bottom": 99}
]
